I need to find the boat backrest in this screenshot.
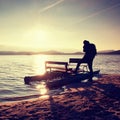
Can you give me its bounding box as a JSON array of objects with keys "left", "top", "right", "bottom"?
[
  {"left": 69, "top": 58, "right": 81, "bottom": 63},
  {"left": 69, "top": 58, "right": 88, "bottom": 72}
]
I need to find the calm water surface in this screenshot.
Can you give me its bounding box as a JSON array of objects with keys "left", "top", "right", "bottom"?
[{"left": 0, "top": 55, "right": 120, "bottom": 102}]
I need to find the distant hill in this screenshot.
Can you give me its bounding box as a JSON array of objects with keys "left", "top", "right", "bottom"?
[
  {"left": 0, "top": 50, "right": 83, "bottom": 55},
  {"left": 36, "top": 50, "right": 64, "bottom": 55},
  {"left": 98, "top": 50, "right": 114, "bottom": 53},
  {"left": 0, "top": 50, "right": 120, "bottom": 55},
  {"left": 0, "top": 51, "right": 33, "bottom": 55},
  {"left": 107, "top": 50, "right": 120, "bottom": 55},
  {"left": 98, "top": 50, "right": 120, "bottom": 55}
]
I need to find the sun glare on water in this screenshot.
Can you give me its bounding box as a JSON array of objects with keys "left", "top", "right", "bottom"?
[
  {"left": 36, "top": 82, "right": 48, "bottom": 95},
  {"left": 33, "top": 55, "right": 49, "bottom": 97},
  {"left": 33, "top": 55, "right": 47, "bottom": 75}
]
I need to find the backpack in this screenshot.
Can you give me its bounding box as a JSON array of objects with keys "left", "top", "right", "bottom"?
[{"left": 90, "top": 44, "right": 97, "bottom": 55}]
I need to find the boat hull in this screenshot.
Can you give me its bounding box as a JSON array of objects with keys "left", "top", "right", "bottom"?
[
  {"left": 46, "top": 70, "right": 100, "bottom": 89},
  {"left": 24, "top": 70, "right": 100, "bottom": 89}
]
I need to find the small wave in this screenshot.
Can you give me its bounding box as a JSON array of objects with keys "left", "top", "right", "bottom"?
[
  {"left": 0, "top": 88, "right": 64, "bottom": 102},
  {"left": 0, "top": 90, "right": 15, "bottom": 94},
  {"left": 0, "top": 94, "right": 41, "bottom": 102}
]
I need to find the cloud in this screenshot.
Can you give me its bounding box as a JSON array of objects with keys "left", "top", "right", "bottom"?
[{"left": 40, "top": 0, "right": 65, "bottom": 13}]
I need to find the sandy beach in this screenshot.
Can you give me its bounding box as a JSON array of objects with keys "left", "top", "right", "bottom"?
[{"left": 0, "top": 74, "right": 120, "bottom": 120}]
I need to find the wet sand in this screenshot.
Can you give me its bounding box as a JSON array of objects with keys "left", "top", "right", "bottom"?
[{"left": 0, "top": 74, "right": 120, "bottom": 120}]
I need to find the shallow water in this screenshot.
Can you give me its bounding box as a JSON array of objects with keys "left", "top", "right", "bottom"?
[{"left": 0, "top": 54, "right": 120, "bottom": 102}]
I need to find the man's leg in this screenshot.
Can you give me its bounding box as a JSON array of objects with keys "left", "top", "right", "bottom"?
[
  {"left": 88, "top": 61, "right": 93, "bottom": 81},
  {"left": 74, "top": 60, "right": 82, "bottom": 73},
  {"left": 88, "top": 61, "right": 93, "bottom": 74}
]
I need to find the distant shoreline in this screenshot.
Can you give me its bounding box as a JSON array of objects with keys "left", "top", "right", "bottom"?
[{"left": 0, "top": 50, "right": 120, "bottom": 55}]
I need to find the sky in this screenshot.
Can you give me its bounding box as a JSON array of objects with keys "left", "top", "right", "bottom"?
[{"left": 0, "top": 0, "right": 120, "bottom": 52}]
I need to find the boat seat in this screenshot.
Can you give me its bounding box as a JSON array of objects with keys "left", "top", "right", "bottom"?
[{"left": 45, "top": 58, "right": 89, "bottom": 73}]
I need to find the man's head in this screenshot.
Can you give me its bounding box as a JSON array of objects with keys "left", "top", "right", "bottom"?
[{"left": 83, "top": 40, "right": 89, "bottom": 45}]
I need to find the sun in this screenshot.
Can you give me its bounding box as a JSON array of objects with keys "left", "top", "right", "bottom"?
[
  {"left": 33, "top": 30, "right": 47, "bottom": 41},
  {"left": 24, "top": 28, "right": 50, "bottom": 48},
  {"left": 33, "top": 29, "right": 47, "bottom": 44}
]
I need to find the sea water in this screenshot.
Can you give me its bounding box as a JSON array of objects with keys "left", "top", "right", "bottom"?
[{"left": 0, "top": 54, "right": 120, "bottom": 102}]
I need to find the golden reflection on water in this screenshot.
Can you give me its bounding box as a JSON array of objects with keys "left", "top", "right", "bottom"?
[
  {"left": 39, "top": 95, "right": 49, "bottom": 99},
  {"left": 33, "top": 55, "right": 47, "bottom": 75},
  {"left": 33, "top": 55, "right": 49, "bottom": 96},
  {"left": 36, "top": 82, "right": 48, "bottom": 95}
]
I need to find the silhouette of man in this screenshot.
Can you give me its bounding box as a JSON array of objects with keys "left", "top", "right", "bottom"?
[{"left": 74, "top": 40, "right": 97, "bottom": 79}]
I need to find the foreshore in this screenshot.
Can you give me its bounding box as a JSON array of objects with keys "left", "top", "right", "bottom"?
[{"left": 0, "top": 74, "right": 120, "bottom": 120}]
